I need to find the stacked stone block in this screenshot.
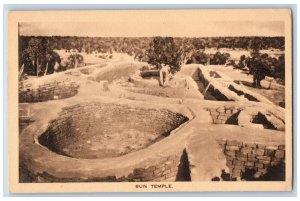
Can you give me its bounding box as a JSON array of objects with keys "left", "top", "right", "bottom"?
[
  {"left": 120, "top": 155, "right": 181, "bottom": 182},
  {"left": 217, "top": 139, "right": 285, "bottom": 180},
  {"left": 26, "top": 154, "right": 181, "bottom": 183},
  {"left": 19, "top": 80, "right": 79, "bottom": 103},
  {"left": 207, "top": 106, "right": 241, "bottom": 124}
]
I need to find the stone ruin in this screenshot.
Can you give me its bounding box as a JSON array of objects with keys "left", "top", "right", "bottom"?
[{"left": 19, "top": 61, "right": 286, "bottom": 182}]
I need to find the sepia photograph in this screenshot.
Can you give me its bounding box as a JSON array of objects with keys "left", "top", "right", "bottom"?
[{"left": 8, "top": 9, "right": 292, "bottom": 193}]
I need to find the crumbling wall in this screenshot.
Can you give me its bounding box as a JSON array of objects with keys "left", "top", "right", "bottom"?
[
  {"left": 21, "top": 154, "right": 181, "bottom": 183},
  {"left": 122, "top": 155, "right": 181, "bottom": 182},
  {"left": 19, "top": 80, "right": 79, "bottom": 102},
  {"left": 206, "top": 106, "right": 285, "bottom": 130},
  {"left": 217, "top": 139, "right": 285, "bottom": 181},
  {"left": 206, "top": 106, "right": 241, "bottom": 124}
]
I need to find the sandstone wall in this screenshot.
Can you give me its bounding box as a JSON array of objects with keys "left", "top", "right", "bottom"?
[
  {"left": 206, "top": 106, "right": 241, "bottom": 124},
  {"left": 206, "top": 106, "right": 285, "bottom": 131},
  {"left": 19, "top": 80, "right": 79, "bottom": 102},
  {"left": 40, "top": 102, "right": 188, "bottom": 159},
  {"left": 21, "top": 154, "right": 182, "bottom": 182},
  {"left": 217, "top": 139, "right": 285, "bottom": 180}
]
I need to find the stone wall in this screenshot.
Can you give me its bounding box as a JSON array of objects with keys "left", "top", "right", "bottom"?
[
  {"left": 39, "top": 102, "right": 189, "bottom": 159},
  {"left": 206, "top": 106, "right": 285, "bottom": 131},
  {"left": 217, "top": 139, "right": 285, "bottom": 181},
  {"left": 19, "top": 80, "right": 79, "bottom": 102},
  {"left": 206, "top": 106, "right": 241, "bottom": 124},
  {"left": 21, "top": 154, "right": 182, "bottom": 183},
  {"left": 121, "top": 155, "right": 181, "bottom": 182}
]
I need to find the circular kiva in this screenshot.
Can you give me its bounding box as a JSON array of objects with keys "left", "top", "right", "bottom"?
[
  {"left": 19, "top": 98, "right": 193, "bottom": 182},
  {"left": 39, "top": 102, "right": 189, "bottom": 159},
  {"left": 19, "top": 73, "right": 80, "bottom": 103}
]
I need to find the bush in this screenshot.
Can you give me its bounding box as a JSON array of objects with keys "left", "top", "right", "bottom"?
[
  {"left": 187, "top": 51, "right": 209, "bottom": 65},
  {"left": 210, "top": 51, "right": 231, "bottom": 65},
  {"left": 67, "top": 53, "right": 84, "bottom": 69}
]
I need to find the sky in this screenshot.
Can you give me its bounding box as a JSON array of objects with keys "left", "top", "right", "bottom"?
[{"left": 19, "top": 21, "right": 285, "bottom": 37}]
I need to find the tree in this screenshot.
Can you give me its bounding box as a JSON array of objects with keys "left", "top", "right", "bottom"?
[
  {"left": 21, "top": 38, "right": 47, "bottom": 76},
  {"left": 247, "top": 52, "right": 271, "bottom": 88},
  {"left": 20, "top": 37, "right": 62, "bottom": 76},
  {"left": 67, "top": 53, "right": 84, "bottom": 69},
  {"left": 147, "top": 37, "right": 182, "bottom": 72},
  {"left": 42, "top": 50, "right": 61, "bottom": 75}
]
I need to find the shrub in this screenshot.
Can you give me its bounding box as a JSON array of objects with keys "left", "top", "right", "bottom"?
[
  {"left": 187, "top": 51, "right": 209, "bottom": 65},
  {"left": 210, "top": 51, "right": 231, "bottom": 65},
  {"left": 67, "top": 53, "right": 84, "bottom": 69}
]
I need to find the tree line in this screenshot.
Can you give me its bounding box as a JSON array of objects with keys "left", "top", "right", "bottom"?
[{"left": 19, "top": 36, "right": 285, "bottom": 81}]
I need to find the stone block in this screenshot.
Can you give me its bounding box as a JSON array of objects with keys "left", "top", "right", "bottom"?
[
  {"left": 257, "top": 155, "right": 271, "bottom": 161},
  {"left": 266, "top": 145, "right": 278, "bottom": 150},
  {"left": 236, "top": 152, "right": 247, "bottom": 158},
  {"left": 226, "top": 155, "right": 235, "bottom": 161},
  {"left": 247, "top": 157, "right": 257, "bottom": 162},
  {"left": 257, "top": 144, "right": 266, "bottom": 149},
  {"left": 233, "top": 160, "right": 244, "bottom": 166},
  {"left": 231, "top": 169, "right": 241, "bottom": 178},
  {"left": 213, "top": 119, "right": 222, "bottom": 124},
  {"left": 264, "top": 148, "right": 275, "bottom": 157},
  {"left": 257, "top": 168, "right": 267, "bottom": 174},
  {"left": 217, "top": 107, "right": 225, "bottom": 113},
  {"left": 236, "top": 156, "right": 247, "bottom": 162},
  {"left": 275, "top": 150, "right": 285, "bottom": 159},
  {"left": 226, "top": 160, "right": 233, "bottom": 167},
  {"left": 259, "top": 159, "right": 271, "bottom": 165},
  {"left": 225, "top": 150, "right": 236, "bottom": 156},
  {"left": 210, "top": 111, "right": 219, "bottom": 116},
  {"left": 252, "top": 149, "right": 265, "bottom": 156},
  {"left": 241, "top": 147, "right": 252, "bottom": 154},
  {"left": 245, "top": 161, "right": 255, "bottom": 167},
  {"left": 225, "top": 109, "right": 232, "bottom": 114},
  {"left": 226, "top": 145, "right": 239, "bottom": 151},
  {"left": 227, "top": 140, "right": 242, "bottom": 147},
  {"left": 278, "top": 145, "right": 285, "bottom": 150},
  {"left": 253, "top": 172, "right": 262, "bottom": 178},
  {"left": 255, "top": 162, "right": 264, "bottom": 169}
]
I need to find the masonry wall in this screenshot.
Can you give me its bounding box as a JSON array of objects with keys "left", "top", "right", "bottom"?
[
  {"left": 217, "top": 139, "right": 285, "bottom": 181},
  {"left": 19, "top": 80, "right": 79, "bottom": 103},
  {"left": 206, "top": 106, "right": 241, "bottom": 124},
  {"left": 21, "top": 154, "right": 182, "bottom": 183},
  {"left": 121, "top": 155, "right": 181, "bottom": 182},
  {"left": 39, "top": 102, "right": 188, "bottom": 159}
]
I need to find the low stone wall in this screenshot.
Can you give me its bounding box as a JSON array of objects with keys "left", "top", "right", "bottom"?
[
  {"left": 197, "top": 66, "right": 273, "bottom": 104},
  {"left": 206, "top": 106, "right": 241, "bottom": 124},
  {"left": 20, "top": 154, "right": 182, "bottom": 182},
  {"left": 121, "top": 155, "right": 181, "bottom": 182},
  {"left": 217, "top": 139, "right": 285, "bottom": 180},
  {"left": 39, "top": 102, "right": 189, "bottom": 159},
  {"left": 19, "top": 80, "right": 79, "bottom": 102},
  {"left": 206, "top": 106, "right": 285, "bottom": 131}
]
